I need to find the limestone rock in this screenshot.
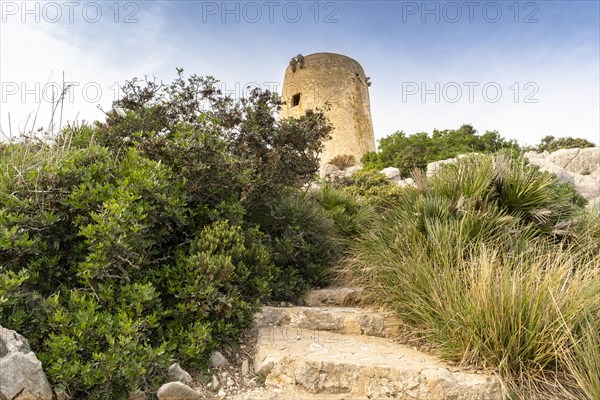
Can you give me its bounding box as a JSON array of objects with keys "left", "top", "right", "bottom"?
[
  {"left": 0, "top": 325, "right": 53, "bottom": 400},
  {"left": 302, "top": 287, "right": 363, "bottom": 307},
  {"left": 211, "top": 375, "right": 220, "bottom": 390},
  {"left": 54, "top": 390, "right": 68, "bottom": 400},
  {"left": 168, "top": 363, "right": 193, "bottom": 384},
  {"left": 564, "top": 147, "right": 600, "bottom": 178},
  {"left": 344, "top": 165, "right": 363, "bottom": 177},
  {"left": 241, "top": 359, "right": 249, "bottom": 377},
  {"left": 128, "top": 390, "right": 146, "bottom": 400},
  {"left": 232, "top": 387, "right": 353, "bottom": 399},
  {"left": 527, "top": 157, "right": 575, "bottom": 185},
  {"left": 573, "top": 174, "right": 600, "bottom": 201},
  {"left": 320, "top": 164, "right": 341, "bottom": 180},
  {"left": 398, "top": 177, "right": 415, "bottom": 188},
  {"left": 254, "top": 306, "right": 401, "bottom": 339},
  {"left": 380, "top": 167, "right": 400, "bottom": 181},
  {"left": 426, "top": 157, "right": 456, "bottom": 177},
  {"left": 524, "top": 150, "right": 550, "bottom": 160},
  {"left": 210, "top": 351, "right": 228, "bottom": 367},
  {"left": 254, "top": 326, "right": 502, "bottom": 399},
  {"left": 246, "top": 378, "right": 257, "bottom": 389},
  {"left": 156, "top": 382, "right": 201, "bottom": 400},
  {"left": 546, "top": 148, "right": 582, "bottom": 169},
  {"left": 524, "top": 148, "right": 600, "bottom": 208}
]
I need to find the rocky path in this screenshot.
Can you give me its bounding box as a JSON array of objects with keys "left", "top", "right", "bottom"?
[{"left": 232, "top": 287, "right": 502, "bottom": 400}]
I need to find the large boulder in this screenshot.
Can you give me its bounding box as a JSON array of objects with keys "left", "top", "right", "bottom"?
[
  {"left": 398, "top": 177, "right": 416, "bottom": 188},
  {"left": 551, "top": 147, "right": 600, "bottom": 178},
  {"left": 0, "top": 325, "right": 53, "bottom": 400},
  {"left": 380, "top": 167, "right": 400, "bottom": 181},
  {"left": 545, "top": 148, "right": 581, "bottom": 169},
  {"left": 572, "top": 174, "right": 600, "bottom": 202},
  {"left": 526, "top": 157, "right": 575, "bottom": 186},
  {"left": 525, "top": 148, "right": 600, "bottom": 208},
  {"left": 320, "top": 164, "right": 362, "bottom": 181},
  {"left": 320, "top": 163, "right": 344, "bottom": 180},
  {"left": 344, "top": 165, "right": 363, "bottom": 177}
]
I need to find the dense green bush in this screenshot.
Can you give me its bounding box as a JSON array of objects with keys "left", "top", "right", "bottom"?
[
  {"left": 333, "top": 169, "right": 407, "bottom": 210},
  {"left": 0, "top": 70, "right": 337, "bottom": 398},
  {"left": 347, "top": 153, "right": 600, "bottom": 399},
  {"left": 361, "top": 124, "right": 519, "bottom": 177},
  {"left": 525, "top": 135, "right": 596, "bottom": 153},
  {"left": 313, "top": 185, "right": 374, "bottom": 239},
  {"left": 248, "top": 191, "right": 340, "bottom": 299}
]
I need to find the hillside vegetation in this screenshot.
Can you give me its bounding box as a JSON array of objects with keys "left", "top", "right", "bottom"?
[
  {"left": 345, "top": 154, "right": 600, "bottom": 399},
  {"left": 0, "top": 71, "right": 360, "bottom": 398},
  {"left": 361, "top": 124, "right": 595, "bottom": 177},
  {"left": 1, "top": 71, "right": 598, "bottom": 399}
]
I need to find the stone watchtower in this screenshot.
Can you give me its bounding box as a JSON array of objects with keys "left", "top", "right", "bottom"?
[{"left": 280, "top": 52, "right": 376, "bottom": 168}]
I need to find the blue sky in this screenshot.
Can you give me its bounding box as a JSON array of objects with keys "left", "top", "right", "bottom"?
[{"left": 1, "top": 0, "right": 599, "bottom": 146}]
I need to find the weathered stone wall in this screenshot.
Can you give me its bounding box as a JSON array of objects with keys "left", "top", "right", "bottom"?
[{"left": 280, "top": 53, "right": 376, "bottom": 169}]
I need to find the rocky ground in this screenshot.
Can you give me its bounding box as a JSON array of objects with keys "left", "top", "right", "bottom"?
[
  {"left": 1, "top": 288, "right": 503, "bottom": 400},
  {"left": 157, "top": 287, "right": 502, "bottom": 400}
]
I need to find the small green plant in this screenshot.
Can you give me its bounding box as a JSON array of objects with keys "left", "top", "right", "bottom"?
[
  {"left": 334, "top": 169, "right": 407, "bottom": 210},
  {"left": 255, "top": 374, "right": 267, "bottom": 386},
  {"left": 313, "top": 185, "right": 374, "bottom": 239},
  {"left": 328, "top": 154, "right": 357, "bottom": 169}
]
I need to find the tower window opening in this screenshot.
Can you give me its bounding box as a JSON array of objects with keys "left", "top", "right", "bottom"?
[{"left": 292, "top": 93, "right": 301, "bottom": 107}]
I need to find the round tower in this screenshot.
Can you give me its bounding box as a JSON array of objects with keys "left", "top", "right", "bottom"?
[{"left": 280, "top": 52, "right": 376, "bottom": 168}]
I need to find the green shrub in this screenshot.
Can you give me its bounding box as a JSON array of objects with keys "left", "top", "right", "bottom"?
[
  {"left": 361, "top": 124, "right": 519, "bottom": 176},
  {"left": 428, "top": 153, "right": 583, "bottom": 236},
  {"left": 313, "top": 185, "right": 374, "bottom": 239},
  {"left": 158, "top": 220, "right": 276, "bottom": 362},
  {"left": 335, "top": 169, "right": 406, "bottom": 210},
  {"left": 249, "top": 191, "right": 340, "bottom": 299},
  {"left": 0, "top": 70, "right": 334, "bottom": 398},
  {"left": 526, "top": 135, "right": 596, "bottom": 153},
  {"left": 41, "top": 285, "right": 169, "bottom": 400}
]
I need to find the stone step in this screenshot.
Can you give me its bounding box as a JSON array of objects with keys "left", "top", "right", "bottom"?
[
  {"left": 301, "top": 287, "right": 363, "bottom": 307},
  {"left": 255, "top": 306, "right": 401, "bottom": 339},
  {"left": 232, "top": 387, "right": 354, "bottom": 399},
  {"left": 253, "top": 326, "right": 502, "bottom": 400}
]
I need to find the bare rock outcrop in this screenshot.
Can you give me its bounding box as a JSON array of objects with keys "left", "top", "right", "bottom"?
[{"left": 525, "top": 148, "right": 600, "bottom": 209}]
